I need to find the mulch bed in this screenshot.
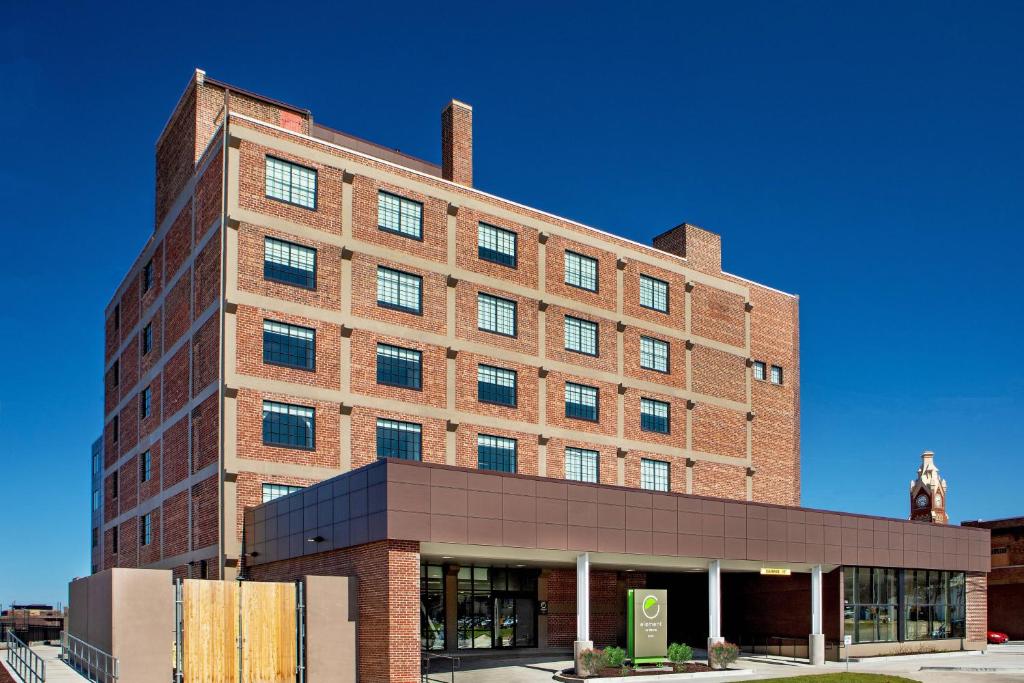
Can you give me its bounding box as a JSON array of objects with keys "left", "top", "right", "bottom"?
[{"left": 567, "top": 662, "right": 719, "bottom": 678}]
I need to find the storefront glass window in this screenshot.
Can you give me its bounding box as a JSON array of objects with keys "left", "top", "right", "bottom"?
[
  {"left": 844, "top": 566, "right": 898, "bottom": 643},
  {"left": 903, "top": 569, "right": 965, "bottom": 640},
  {"left": 421, "top": 564, "right": 445, "bottom": 650}
]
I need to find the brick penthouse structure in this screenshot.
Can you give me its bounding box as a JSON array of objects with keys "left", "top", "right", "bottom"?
[{"left": 99, "top": 70, "right": 988, "bottom": 680}]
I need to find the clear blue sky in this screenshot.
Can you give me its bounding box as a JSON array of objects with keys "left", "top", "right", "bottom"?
[{"left": 2, "top": 1, "right": 1021, "bottom": 606}]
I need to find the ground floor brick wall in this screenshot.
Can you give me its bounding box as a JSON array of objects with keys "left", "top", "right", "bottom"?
[
  {"left": 248, "top": 540, "right": 419, "bottom": 683},
  {"left": 546, "top": 568, "right": 647, "bottom": 648},
  {"left": 966, "top": 571, "right": 987, "bottom": 642}
]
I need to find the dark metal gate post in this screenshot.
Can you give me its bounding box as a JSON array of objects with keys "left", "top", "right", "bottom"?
[
  {"left": 174, "top": 579, "right": 183, "bottom": 683},
  {"left": 296, "top": 581, "right": 306, "bottom": 683}
]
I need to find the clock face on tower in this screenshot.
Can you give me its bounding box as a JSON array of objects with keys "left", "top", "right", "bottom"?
[{"left": 915, "top": 494, "right": 929, "bottom": 508}]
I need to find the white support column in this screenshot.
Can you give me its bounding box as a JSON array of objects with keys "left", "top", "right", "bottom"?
[
  {"left": 574, "top": 552, "right": 593, "bottom": 673},
  {"left": 708, "top": 559, "right": 723, "bottom": 654},
  {"left": 809, "top": 564, "right": 825, "bottom": 665}
]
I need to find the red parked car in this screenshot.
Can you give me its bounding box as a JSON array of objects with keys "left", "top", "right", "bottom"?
[{"left": 988, "top": 630, "right": 1009, "bottom": 644}]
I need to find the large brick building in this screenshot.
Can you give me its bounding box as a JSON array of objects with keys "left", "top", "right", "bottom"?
[{"left": 99, "top": 70, "right": 988, "bottom": 681}]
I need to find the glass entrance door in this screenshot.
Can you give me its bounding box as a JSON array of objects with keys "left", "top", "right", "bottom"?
[
  {"left": 457, "top": 566, "right": 538, "bottom": 650},
  {"left": 495, "top": 597, "right": 515, "bottom": 647}
]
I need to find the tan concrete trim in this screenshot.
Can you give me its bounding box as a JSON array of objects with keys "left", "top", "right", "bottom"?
[
  {"left": 230, "top": 461, "right": 351, "bottom": 480},
  {"left": 143, "top": 543, "right": 220, "bottom": 570},
  {"left": 229, "top": 290, "right": 749, "bottom": 413},
  {"left": 222, "top": 390, "right": 239, "bottom": 471},
  {"left": 340, "top": 412, "right": 352, "bottom": 472},
  {"left": 227, "top": 120, "right": 752, "bottom": 298}
]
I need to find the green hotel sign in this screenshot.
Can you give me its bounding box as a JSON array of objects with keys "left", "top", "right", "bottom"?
[{"left": 626, "top": 588, "right": 667, "bottom": 663}]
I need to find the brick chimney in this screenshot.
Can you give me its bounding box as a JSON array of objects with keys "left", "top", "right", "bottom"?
[
  {"left": 652, "top": 223, "right": 722, "bottom": 274},
  {"left": 441, "top": 100, "right": 473, "bottom": 186}
]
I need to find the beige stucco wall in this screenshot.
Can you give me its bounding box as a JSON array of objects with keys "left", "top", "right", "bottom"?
[{"left": 304, "top": 575, "right": 357, "bottom": 683}]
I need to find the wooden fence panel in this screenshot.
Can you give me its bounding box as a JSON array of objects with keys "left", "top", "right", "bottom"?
[
  {"left": 182, "top": 579, "right": 239, "bottom": 683},
  {"left": 240, "top": 581, "right": 297, "bottom": 683}
]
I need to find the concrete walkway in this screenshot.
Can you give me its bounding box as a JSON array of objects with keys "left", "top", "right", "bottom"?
[{"left": 2, "top": 645, "right": 83, "bottom": 683}]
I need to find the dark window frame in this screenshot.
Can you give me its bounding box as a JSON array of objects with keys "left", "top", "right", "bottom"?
[
  {"left": 377, "top": 190, "right": 425, "bottom": 241},
  {"left": 639, "top": 274, "right": 670, "bottom": 313},
  {"left": 564, "top": 315, "right": 599, "bottom": 357},
  {"left": 376, "top": 417, "right": 423, "bottom": 461},
  {"left": 264, "top": 236, "right": 318, "bottom": 290},
  {"left": 477, "top": 364, "right": 518, "bottom": 407},
  {"left": 376, "top": 266, "right": 424, "bottom": 315},
  {"left": 262, "top": 319, "right": 316, "bottom": 371},
  {"left": 477, "top": 433, "right": 518, "bottom": 473},
  {"left": 640, "top": 397, "right": 671, "bottom": 434},
  {"left": 564, "top": 381, "right": 600, "bottom": 422},
  {"left": 639, "top": 335, "right": 670, "bottom": 374},
  {"left": 376, "top": 343, "right": 423, "bottom": 390},
  {"left": 265, "top": 155, "right": 319, "bottom": 210},
  {"left": 262, "top": 400, "right": 316, "bottom": 451},
  {"left": 477, "top": 222, "right": 518, "bottom": 268},
  {"left": 564, "top": 250, "right": 599, "bottom": 293},
  {"left": 477, "top": 292, "right": 518, "bottom": 338}
]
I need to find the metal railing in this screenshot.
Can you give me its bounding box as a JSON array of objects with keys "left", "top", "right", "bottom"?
[
  {"left": 61, "top": 631, "right": 118, "bottom": 683},
  {"left": 5, "top": 628, "right": 45, "bottom": 683},
  {"left": 421, "top": 650, "right": 459, "bottom": 683}
]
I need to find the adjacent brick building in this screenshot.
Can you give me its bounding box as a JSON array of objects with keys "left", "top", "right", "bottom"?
[{"left": 962, "top": 516, "right": 1024, "bottom": 639}]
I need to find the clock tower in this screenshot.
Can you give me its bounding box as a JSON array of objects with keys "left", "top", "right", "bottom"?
[{"left": 909, "top": 450, "right": 948, "bottom": 524}]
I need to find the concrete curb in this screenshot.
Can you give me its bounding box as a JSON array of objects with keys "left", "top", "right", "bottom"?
[
  {"left": 554, "top": 669, "right": 755, "bottom": 682},
  {"left": 920, "top": 666, "right": 1024, "bottom": 673},
  {"left": 838, "top": 649, "right": 984, "bottom": 664}
]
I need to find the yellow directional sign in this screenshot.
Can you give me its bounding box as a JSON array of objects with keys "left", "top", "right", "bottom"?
[{"left": 760, "top": 567, "right": 791, "bottom": 576}]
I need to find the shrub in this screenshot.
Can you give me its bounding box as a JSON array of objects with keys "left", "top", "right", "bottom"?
[
  {"left": 578, "top": 648, "right": 603, "bottom": 677},
  {"left": 603, "top": 646, "right": 627, "bottom": 670},
  {"left": 709, "top": 641, "right": 739, "bottom": 669},
  {"left": 667, "top": 642, "right": 694, "bottom": 670}
]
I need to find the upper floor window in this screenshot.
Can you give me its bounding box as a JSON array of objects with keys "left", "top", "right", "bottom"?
[
  {"left": 640, "top": 458, "right": 669, "bottom": 492},
  {"left": 112, "top": 525, "right": 119, "bottom": 553},
  {"left": 565, "top": 447, "right": 599, "bottom": 483},
  {"left": 111, "top": 469, "right": 119, "bottom": 499},
  {"left": 477, "top": 434, "right": 517, "bottom": 473},
  {"left": 92, "top": 528, "right": 98, "bottom": 548},
  {"left": 140, "top": 386, "right": 152, "bottom": 418},
  {"left": 477, "top": 293, "right": 516, "bottom": 337},
  {"left": 770, "top": 365, "right": 784, "bottom": 385},
  {"left": 639, "top": 275, "right": 669, "bottom": 313},
  {"left": 92, "top": 490, "right": 101, "bottom": 512},
  {"left": 140, "top": 450, "right": 152, "bottom": 483},
  {"left": 142, "top": 323, "right": 153, "bottom": 355},
  {"left": 113, "top": 304, "right": 120, "bottom": 331},
  {"left": 477, "top": 364, "right": 516, "bottom": 406},
  {"left": 265, "top": 156, "right": 317, "bottom": 209},
  {"left": 564, "top": 316, "right": 598, "bottom": 356},
  {"left": 112, "top": 360, "right": 120, "bottom": 387},
  {"left": 640, "top": 398, "right": 670, "bottom": 434},
  {"left": 378, "top": 191, "right": 423, "bottom": 239},
  {"left": 264, "top": 237, "right": 316, "bottom": 289},
  {"left": 376, "top": 343, "right": 422, "bottom": 389},
  {"left": 753, "top": 360, "right": 766, "bottom": 381},
  {"left": 140, "top": 513, "right": 152, "bottom": 546},
  {"left": 564, "top": 251, "right": 598, "bottom": 292},
  {"left": 377, "top": 266, "right": 422, "bottom": 314},
  {"left": 377, "top": 418, "right": 422, "bottom": 461},
  {"left": 262, "top": 400, "right": 315, "bottom": 450},
  {"left": 142, "top": 260, "right": 154, "bottom": 293},
  {"left": 262, "top": 483, "right": 305, "bottom": 503},
  {"left": 263, "top": 320, "right": 315, "bottom": 370},
  {"left": 640, "top": 336, "right": 669, "bottom": 373},
  {"left": 112, "top": 415, "right": 119, "bottom": 444},
  {"left": 565, "top": 382, "right": 599, "bottom": 421},
  {"left": 478, "top": 223, "right": 517, "bottom": 267}
]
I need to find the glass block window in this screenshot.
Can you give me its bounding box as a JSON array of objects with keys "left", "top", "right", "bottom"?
[
  {"left": 640, "top": 336, "right": 669, "bottom": 372},
  {"left": 140, "top": 386, "right": 152, "bottom": 418},
  {"left": 142, "top": 260, "right": 153, "bottom": 293},
  {"left": 263, "top": 320, "right": 315, "bottom": 370},
  {"left": 477, "top": 434, "right": 517, "bottom": 472},
  {"left": 262, "top": 483, "right": 305, "bottom": 503},
  {"left": 639, "top": 274, "right": 669, "bottom": 312},
  {"left": 142, "top": 323, "right": 153, "bottom": 355},
  {"left": 753, "top": 361, "right": 767, "bottom": 381},
  {"left": 377, "top": 418, "right": 422, "bottom": 461},
  {"left": 377, "top": 266, "right": 422, "bottom": 313},
  {"left": 477, "top": 293, "right": 517, "bottom": 336},
  {"left": 264, "top": 237, "right": 316, "bottom": 289},
  {"left": 771, "top": 365, "right": 784, "bottom": 385},
  {"left": 564, "top": 316, "right": 598, "bottom": 356},
  {"left": 376, "top": 344, "right": 422, "bottom": 389},
  {"left": 265, "top": 156, "right": 317, "bottom": 209},
  {"left": 640, "top": 398, "right": 670, "bottom": 434},
  {"left": 140, "top": 513, "right": 152, "bottom": 546},
  {"left": 478, "top": 223, "right": 517, "bottom": 267},
  {"left": 565, "top": 447, "right": 599, "bottom": 483},
  {"left": 640, "top": 458, "right": 669, "bottom": 492},
  {"left": 564, "top": 251, "right": 598, "bottom": 291},
  {"left": 262, "top": 401, "right": 315, "bottom": 449},
  {"left": 378, "top": 191, "right": 423, "bottom": 239},
  {"left": 140, "top": 450, "right": 152, "bottom": 482},
  {"left": 478, "top": 364, "right": 516, "bottom": 406},
  {"left": 565, "top": 382, "right": 599, "bottom": 421}
]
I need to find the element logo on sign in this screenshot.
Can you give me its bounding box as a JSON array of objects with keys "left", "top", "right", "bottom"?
[{"left": 641, "top": 594, "right": 660, "bottom": 620}]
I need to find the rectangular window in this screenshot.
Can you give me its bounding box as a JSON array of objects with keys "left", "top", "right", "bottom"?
[
  {"left": 142, "top": 260, "right": 153, "bottom": 293},
  {"left": 92, "top": 527, "right": 98, "bottom": 548},
  {"left": 477, "top": 293, "right": 517, "bottom": 337},
  {"left": 263, "top": 320, "right": 315, "bottom": 370},
  {"left": 477, "top": 223, "right": 517, "bottom": 267},
  {"left": 112, "top": 360, "right": 119, "bottom": 387},
  {"left": 376, "top": 344, "right": 422, "bottom": 389},
  {"left": 112, "top": 415, "right": 119, "bottom": 443},
  {"left": 111, "top": 470, "right": 119, "bottom": 499},
  {"left": 377, "top": 266, "right": 422, "bottom": 314},
  {"left": 261, "top": 483, "right": 305, "bottom": 503},
  {"left": 564, "top": 316, "right": 598, "bottom": 356},
  {"left": 477, "top": 434, "right": 517, "bottom": 472},
  {"left": 564, "top": 251, "right": 598, "bottom": 291},
  {"left": 900, "top": 569, "right": 966, "bottom": 641},
  {"left": 142, "top": 323, "right": 153, "bottom": 355},
  {"left": 640, "top": 398, "right": 670, "bottom": 434},
  {"left": 477, "top": 365, "right": 516, "bottom": 406},
  {"left": 565, "top": 382, "right": 599, "bottom": 421},
  {"left": 264, "top": 237, "right": 316, "bottom": 289},
  {"left": 753, "top": 361, "right": 766, "bottom": 381},
  {"left": 639, "top": 275, "right": 669, "bottom": 312},
  {"left": 140, "top": 513, "right": 152, "bottom": 546},
  {"left": 113, "top": 304, "right": 120, "bottom": 331},
  {"left": 771, "top": 365, "right": 784, "bottom": 385},
  {"left": 378, "top": 191, "right": 423, "bottom": 239},
  {"left": 140, "top": 386, "right": 152, "bottom": 418},
  {"left": 265, "top": 156, "right": 317, "bottom": 209},
  {"left": 844, "top": 566, "right": 899, "bottom": 643},
  {"left": 262, "top": 401, "right": 315, "bottom": 449},
  {"left": 112, "top": 526, "right": 119, "bottom": 553},
  {"left": 92, "top": 490, "right": 100, "bottom": 512},
  {"left": 140, "top": 450, "right": 151, "bottom": 483},
  {"left": 640, "top": 336, "right": 669, "bottom": 373},
  {"left": 565, "top": 447, "right": 599, "bottom": 483},
  {"left": 421, "top": 564, "right": 446, "bottom": 651},
  {"left": 640, "top": 458, "right": 669, "bottom": 492},
  {"left": 376, "top": 418, "right": 422, "bottom": 461}
]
